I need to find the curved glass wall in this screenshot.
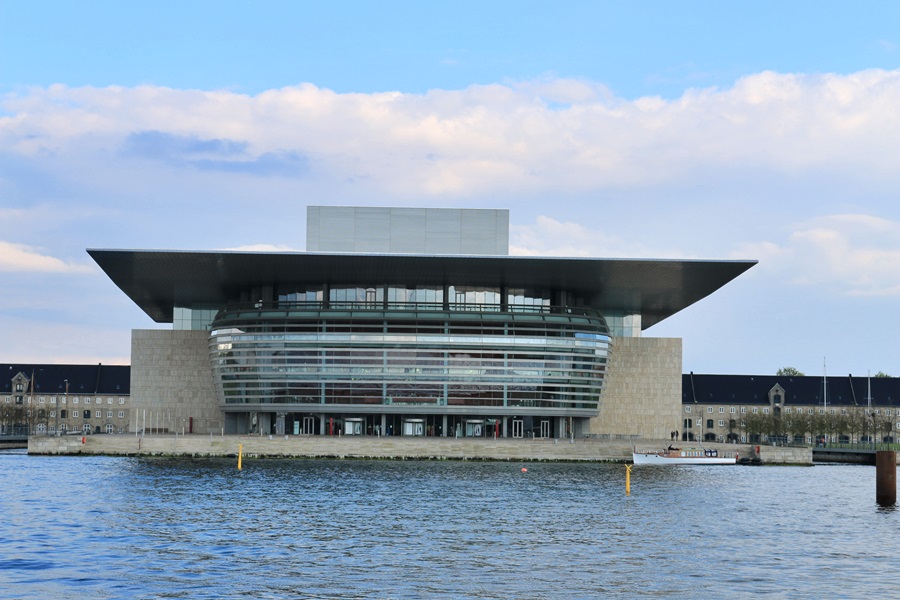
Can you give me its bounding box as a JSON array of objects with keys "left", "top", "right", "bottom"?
[{"left": 209, "top": 303, "right": 609, "bottom": 415}]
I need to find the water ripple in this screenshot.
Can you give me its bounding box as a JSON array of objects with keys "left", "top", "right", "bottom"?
[{"left": 1, "top": 451, "right": 898, "bottom": 598}]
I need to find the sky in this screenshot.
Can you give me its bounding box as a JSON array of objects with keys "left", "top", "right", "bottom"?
[{"left": 2, "top": 1, "right": 900, "bottom": 377}]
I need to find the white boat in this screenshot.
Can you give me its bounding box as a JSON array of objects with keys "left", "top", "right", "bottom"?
[{"left": 632, "top": 446, "right": 737, "bottom": 465}]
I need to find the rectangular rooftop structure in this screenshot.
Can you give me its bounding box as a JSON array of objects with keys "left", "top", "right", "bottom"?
[{"left": 306, "top": 206, "right": 509, "bottom": 255}]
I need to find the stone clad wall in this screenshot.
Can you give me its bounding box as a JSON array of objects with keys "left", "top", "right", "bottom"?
[
  {"left": 589, "top": 337, "right": 682, "bottom": 440},
  {"left": 131, "top": 330, "right": 221, "bottom": 434}
]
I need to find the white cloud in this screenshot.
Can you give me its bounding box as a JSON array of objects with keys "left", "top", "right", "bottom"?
[
  {"left": 3, "top": 70, "right": 900, "bottom": 199},
  {"left": 0, "top": 241, "right": 94, "bottom": 274},
  {"left": 510, "top": 216, "right": 683, "bottom": 258},
  {"left": 511, "top": 210, "right": 900, "bottom": 299},
  {"left": 737, "top": 214, "right": 900, "bottom": 296}
]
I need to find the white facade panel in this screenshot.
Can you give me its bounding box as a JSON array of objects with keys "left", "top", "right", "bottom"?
[
  {"left": 354, "top": 207, "right": 392, "bottom": 253},
  {"left": 389, "top": 208, "right": 428, "bottom": 253},
  {"left": 307, "top": 206, "right": 509, "bottom": 255}
]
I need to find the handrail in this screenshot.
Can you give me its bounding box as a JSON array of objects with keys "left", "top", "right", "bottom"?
[{"left": 216, "top": 300, "right": 604, "bottom": 317}]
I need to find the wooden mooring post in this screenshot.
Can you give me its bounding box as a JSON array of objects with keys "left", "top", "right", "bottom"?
[{"left": 875, "top": 451, "right": 896, "bottom": 507}]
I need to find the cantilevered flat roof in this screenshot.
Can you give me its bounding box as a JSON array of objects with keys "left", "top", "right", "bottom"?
[{"left": 88, "top": 249, "right": 755, "bottom": 329}]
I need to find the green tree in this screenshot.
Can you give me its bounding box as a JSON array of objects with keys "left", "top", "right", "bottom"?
[
  {"left": 874, "top": 371, "right": 891, "bottom": 378},
  {"left": 777, "top": 367, "right": 805, "bottom": 377},
  {"left": 743, "top": 411, "right": 772, "bottom": 443}
]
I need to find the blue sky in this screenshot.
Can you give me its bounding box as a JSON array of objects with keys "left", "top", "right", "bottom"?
[
  {"left": 4, "top": 2, "right": 898, "bottom": 98},
  {"left": 2, "top": 1, "right": 900, "bottom": 378}
]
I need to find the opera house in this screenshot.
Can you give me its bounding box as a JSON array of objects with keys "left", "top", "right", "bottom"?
[{"left": 90, "top": 207, "right": 754, "bottom": 440}]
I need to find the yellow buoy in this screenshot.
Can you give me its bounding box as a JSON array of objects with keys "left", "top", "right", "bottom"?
[{"left": 238, "top": 443, "right": 243, "bottom": 471}]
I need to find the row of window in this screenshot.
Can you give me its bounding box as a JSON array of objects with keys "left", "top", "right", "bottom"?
[
  {"left": 50, "top": 410, "right": 127, "bottom": 419},
  {"left": 277, "top": 285, "right": 558, "bottom": 308},
  {"left": 34, "top": 423, "right": 120, "bottom": 434},
  {"left": 4, "top": 396, "right": 127, "bottom": 405},
  {"left": 686, "top": 405, "right": 896, "bottom": 416},
  {"left": 685, "top": 417, "right": 900, "bottom": 430},
  {"left": 700, "top": 434, "right": 892, "bottom": 444}
]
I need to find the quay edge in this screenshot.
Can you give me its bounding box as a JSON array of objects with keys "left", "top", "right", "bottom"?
[{"left": 27, "top": 435, "right": 811, "bottom": 465}]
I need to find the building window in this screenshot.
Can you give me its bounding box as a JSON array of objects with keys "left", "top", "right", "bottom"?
[
  {"left": 84, "top": 410, "right": 91, "bottom": 419},
  {"left": 51, "top": 396, "right": 57, "bottom": 404},
  {"left": 706, "top": 407, "right": 713, "bottom": 413},
  {"left": 786, "top": 408, "right": 792, "bottom": 414},
  {"left": 106, "top": 424, "right": 114, "bottom": 434},
  {"left": 15, "top": 383, "right": 23, "bottom": 392},
  {"left": 763, "top": 408, "right": 769, "bottom": 414},
  {"left": 685, "top": 406, "right": 692, "bottom": 413},
  {"left": 706, "top": 419, "right": 714, "bottom": 429},
  {"left": 752, "top": 407, "right": 758, "bottom": 414},
  {"left": 39, "top": 396, "right": 45, "bottom": 404},
  {"left": 73, "top": 397, "right": 79, "bottom": 405},
  {"left": 841, "top": 409, "right": 847, "bottom": 415},
  {"left": 60, "top": 410, "right": 67, "bottom": 418},
  {"left": 740, "top": 407, "right": 746, "bottom": 414},
  {"left": 107, "top": 398, "right": 113, "bottom": 404},
  {"left": 119, "top": 398, "right": 125, "bottom": 404},
  {"left": 50, "top": 410, "right": 56, "bottom": 418},
  {"left": 85, "top": 398, "right": 91, "bottom": 404},
  {"left": 718, "top": 420, "right": 725, "bottom": 427},
  {"left": 118, "top": 411, "right": 125, "bottom": 418},
  {"left": 808, "top": 408, "right": 814, "bottom": 415},
  {"left": 729, "top": 407, "right": 736, "bottom": 414},
  {"left": 107, "top": 411, "right": 112, "bottom": 418}
]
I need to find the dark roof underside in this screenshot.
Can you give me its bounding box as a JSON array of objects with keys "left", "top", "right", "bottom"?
[{"left": 88, "top": 249, "right": 755, "bottom": 329}]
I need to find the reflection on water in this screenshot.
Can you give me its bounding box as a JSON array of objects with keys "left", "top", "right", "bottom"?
[{"left": 1, "top": 449, "right": 897, "bottom": 599}]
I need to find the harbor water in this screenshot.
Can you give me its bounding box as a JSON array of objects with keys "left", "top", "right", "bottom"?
[{"left": 1, "top": 449, "right": 896, "bottom": 599}]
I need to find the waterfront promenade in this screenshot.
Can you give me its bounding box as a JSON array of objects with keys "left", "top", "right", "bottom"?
[{"left": 27, "top": 434, "right": 812, "bottom": 464}]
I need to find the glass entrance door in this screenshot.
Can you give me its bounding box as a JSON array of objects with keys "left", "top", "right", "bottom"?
[
  {"left": 512, "top": 419, "right": 523, "bottom": 438},
  {"left": 539, "top": 420, "right": 550, "bottom": 438}
]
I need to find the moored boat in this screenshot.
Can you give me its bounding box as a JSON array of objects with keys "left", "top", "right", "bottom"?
[{"left": 632, "top": 446, "right": 737, "bottom": 465}]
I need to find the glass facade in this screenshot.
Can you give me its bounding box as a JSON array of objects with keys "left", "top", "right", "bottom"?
[
  {"left": 174, "top": 306, "right": 220, "bottom": 331},
  {"left": 209, "top": 296, "right": 609, "bottom": 417}
]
